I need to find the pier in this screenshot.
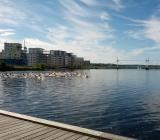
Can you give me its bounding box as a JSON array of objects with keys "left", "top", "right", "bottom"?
[{"left": 0, "top": 110, "right": 135, "bottom": 140}]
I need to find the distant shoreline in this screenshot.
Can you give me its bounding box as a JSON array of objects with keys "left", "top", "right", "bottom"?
[
  {"left": 1, "top": 63, "right": 160, "bottom": 71},
  {"left": 1, "top": 67, "right": 160, "bottom": 71},
  {"left": 0, "top": 66, "right": 91, "bottom": 71},
  {"left": 90, "top": 64, "right": 160, "bottom": 69}
]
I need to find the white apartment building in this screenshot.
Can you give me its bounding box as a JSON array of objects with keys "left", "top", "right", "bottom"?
[
  {"left": 3, "top": 43, "right": 23, "bottom": 59},
  {"left": 73, "top": 57, "right": 84, "bottom": 67},
  {"left": 65, "top": 53, "right": 73, "bottom": 67},
  {"left": 27, "top": 48, "right": 47, "bottom": 66},
  {"left": 49, "top": 50, "right": 66, "bottom": 68}
]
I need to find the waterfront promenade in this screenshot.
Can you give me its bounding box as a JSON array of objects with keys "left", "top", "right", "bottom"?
[{"left": 0, "top": 110, "right": 135, "bottom": 140}]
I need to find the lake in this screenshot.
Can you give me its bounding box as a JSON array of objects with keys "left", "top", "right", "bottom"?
[{"left": 0, "top": 69, "right": 160, "bottom": 140}]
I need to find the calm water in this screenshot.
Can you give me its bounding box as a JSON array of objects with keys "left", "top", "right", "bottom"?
[{"left": 0, "top": 69, "right": 160, "bottom": 140}]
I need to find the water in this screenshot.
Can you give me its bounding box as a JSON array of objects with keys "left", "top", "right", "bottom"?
[{"left": 0, "top": 69, "right": 160, "bottom": 140}]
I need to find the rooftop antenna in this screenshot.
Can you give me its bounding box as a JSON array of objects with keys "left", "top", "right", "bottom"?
[
  {"left": 23, "top": 40, "right": 27, "bottom": 53},
  {"left": 145, "top": 57, "right": 149, "bottom": 70},
  {"left": 116, "top": 57, "right": 119, "bottom": 70}
]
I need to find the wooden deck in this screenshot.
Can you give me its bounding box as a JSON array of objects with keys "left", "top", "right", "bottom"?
[{"left": 0, "top": 110, "right": 136, "bottom": 140}]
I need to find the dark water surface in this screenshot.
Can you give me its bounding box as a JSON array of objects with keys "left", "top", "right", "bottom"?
[{"left": 0, "top": 69, "right": 160, "bottom": 140}]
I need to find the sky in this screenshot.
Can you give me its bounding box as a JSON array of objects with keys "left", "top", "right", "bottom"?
[{"left": 0, "top": 0, "right": 160, "bottom": 64}]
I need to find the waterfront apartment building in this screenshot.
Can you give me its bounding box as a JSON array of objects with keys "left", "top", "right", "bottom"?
[
  {"left": 0, "top": 43, "right": 27, "bottom": 65},
  {"left": 27, "top": 48, "right": 47, "bottom": 66},
  {"left": 3, "top": 43, "right": 23, "bottom": 59},
  {"left": 73, "top": 57, "right": 84, "bottom": 68},
  {"left": 84, "top": 60, "right": 90, "bottom": 66},
  {"left": 0, "top": 42, "right": 90, "bottom": 68},
  {"left": 0, "top": 52, "right": 3, "bottom": 59},
  {"left": 48, "top": 50, "right": 66, "bottom": 68},
  {"left": 65, "top": 53, "right": 73, "bottom": 68},
  {"left": 48, "top": 51, "right": 87, "bottom": 68}
]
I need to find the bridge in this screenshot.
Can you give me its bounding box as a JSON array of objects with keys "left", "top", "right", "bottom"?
[{"left": 115, "top": 57, "right": 160, "bottom": 70}]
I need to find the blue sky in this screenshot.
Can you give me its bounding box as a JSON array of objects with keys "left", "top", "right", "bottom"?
[{"left": 0, "top": 0, "right": 160, "bottom": 63}]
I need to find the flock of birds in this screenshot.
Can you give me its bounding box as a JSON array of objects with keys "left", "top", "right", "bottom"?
[{"left": 0, "top": 72, "right": 89, "bottom": 80}]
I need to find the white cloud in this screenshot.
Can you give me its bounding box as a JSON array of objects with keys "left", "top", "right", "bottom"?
[
  {"left": 144, "top": 19, "right": 160, "bottom": 43},
  {"left": 80, "top": 0, "right": 125, "bottom": 11},
  {"left": 100, "top": 12, "right": 110, "bottom": 21},
  {"left": 0, "top": 29, "right": 15, "bottom": 37},
  {"left": 130, "top": 46, "right": 160, "bottom": 56},
  {"left": 24, "top": 38, "right": 53, "bottom": 50},
  {"left": 0, "top": 0, "right": 127, "bottom": 63},
  {"left": 0, "top": 35, "right": 135, "bottom": 63},
  {"left": 47, "top": 26, "right": 69, "bottom": 43},
  {"left": 45, "top": 0, "right": 122, "bottom": 62},
  {"left": 112, "top": 0, "right": 124, "bottom": 9},
  {"left": 18, "top": 32, "right": 124, "bottom": 63},
  {"left": 124, "top": 9, "right": 160, "bottom": 57},
  {"left": 0, "top": 38, "right": 22, "bottom": 51},
  {"left": 80, "top": 0, "right": 97, "bottom": 6},
  {"left": 59, "top": 0, "right": 88, "bottom": 17},
  {"left": 125, "top": 30, "right": 144, "bottom": 40},
  {"left": 0, "top": 0, "right": 53, "bottom": 33},
  {"left": 0, "top": 0, "right": 27, "bottom": 25},
  {"left": 58, "top": 0, "right": 113, "bottom": 43},
  {"left": 127, "top": 18, "right": 160, "bottom": 43},
  {"left": 0, "top": 41, "right": 4, "bottom": 49}
]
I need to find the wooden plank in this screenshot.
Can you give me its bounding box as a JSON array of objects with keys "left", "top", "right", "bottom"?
[
  {"left": 0, "top": 114, "right": 11, "bottom": 119},
  {"left": 0, "top": 119, "right": 20, "bottom": 127},
  {"left": 0, "top": 121, "right": 30, "bottom": 134},
  {"left": 0, "top": 115, "right": 22, "bottom": 121},
  {"left": 54, "top": 132, "right": 76, "bottom": 140},
  {"left": 42, "top": 130, "right": 69, "bottom": 140},
  {"left": 0, "top": 121, "right": 26, "bottom": 132},
  {"left": 0, "top": 114, "right": 6, "bottom": 117},
  {"left": 19, "top": 128, "right": 58, "bottom": 140},
  {"left": 88, "top": 138, "right": 99, "bottom": 140},
  {"left": 66, "top": 134, "right": 83, "bottom": 140},
  {"left": 0, "top": 118, "right": 15, "bottom": 123},
  {"left": 30, "top": 128, "right": 61, "bottom": 140},
  {"left": 0, "top": 110, "right": 136, "bottom": 140},
  {"left": 0, "top": 116, "right": 12, "bottom": 121},
  {"left": 0, "top": 125, "right": 45, "bottom": 140},
  {"left": 6, "top": 126, "right": 52, "bottom": 140},
  {"left": 12, "top": 127, "right": 56, "bottom": 140},
  {"left": 0, "top": 118, "right": 29, "bottom": 127},
  {"left": 77, "top": 136, "right": 90, "bottom": 140},
  {"left": 67, "top": 134, "right": 83, "bottom": 140},
  {"left": 6, "top": 122, "right": 40, "bottom": 133},
  {"left": 0, "top": 123, "right": 39, "bottom": 137},
  {"left": 0, "top": 110, "right": 135, "bottom": 140},
  {"left": 0, "top": 118, "right": 25, "bottom": 127},
  {"left": 0, "top": 116, "right": 19, "bottom": 123},
  {"left": 0, "top": 119, "right": 96, "bottom": 140}
]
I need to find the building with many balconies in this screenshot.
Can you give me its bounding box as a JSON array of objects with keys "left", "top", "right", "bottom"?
[
  {"left": 48, "top": 50, "right": 66, "bottom": 68},
  {"left": 65, "top": 53, "right": 73, "bottom": 68},
  {"left": 1, "top": 43, "right": 27, "bottom": 65},
  {"left": 0, "top": 42, "right": 90, "bottom": 68},
  {"left": 27, "top": 48, "right": 47, "bottom": 66},
  {"left": 3, "top": 43, "right": 22, "bottom": 59}
]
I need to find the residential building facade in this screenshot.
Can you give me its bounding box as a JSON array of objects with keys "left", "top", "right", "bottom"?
[
  {"left": 0, "top": 42, "right": 90, "bottom": 68},
  {"left": 27, "top": 48, "right": 46, "bottom": 66},
  {"left": 3, "top": 43, "right": 23, "bottom": 59},
  {"left": 65, "top": 53, "right": 73, "bottom": 68},
  {"left": 73, "top": 57, "right": 84, "bottom": 68},
  {"left": 1, "top": 43, "right": 27, "bottom": 65},
  {"left": 48, "top": 50, "right": 66, "bottom": 68}
]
